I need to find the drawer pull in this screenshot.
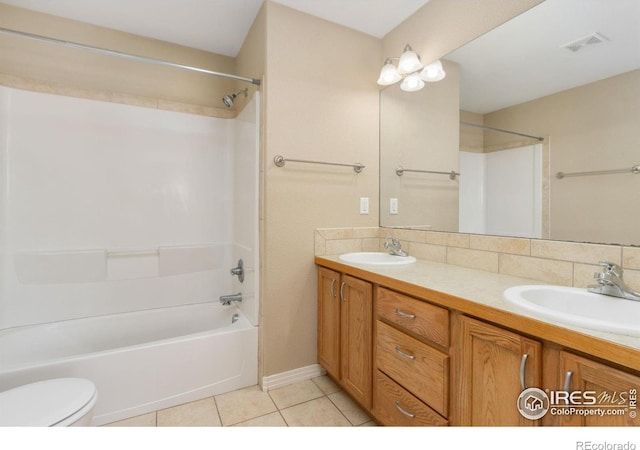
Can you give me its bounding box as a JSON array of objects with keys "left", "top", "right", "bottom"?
[
  {"left": 395, "top": 346, "right": 415, "bottom": 360},
  {"left": 395, "top": 308, "right": 416, "bottom": 319},
  {"left": 330, "top": 278, "right": 337, "bottom": 298},
  {"left": 395, "top": 401, "right": 415, "bottom": 418}
]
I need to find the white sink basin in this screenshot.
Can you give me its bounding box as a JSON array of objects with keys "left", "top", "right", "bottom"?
[
  {"left": 504, "top": 285, "right": 640, "bottom": 336},
  {"left": 339, "top": 252, "right": 416, "bottom": 266}
]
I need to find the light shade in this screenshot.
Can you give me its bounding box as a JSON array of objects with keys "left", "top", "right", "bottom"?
[
  {"left": 377, "top": 59, "right": 402, "bottom": 86},
  {"left": 400, "top": 73, "right": 425, "bottom": 92},
  {"left": 420, "top": 60, "right": 446, "bottom": 82},
  {"left": 397, "top": 44, "right": 423, "bottom": 75}
]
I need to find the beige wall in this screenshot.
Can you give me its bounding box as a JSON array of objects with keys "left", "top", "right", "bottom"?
[
  {"left": 484, "top": 69, "right": 640, "bottom": 245},
  {"left": 460, "top": 110, "right": 485, "bottom": 152},
  {"left": 0, "top": 3, "right": 244, "bottom": 116},
  {"left": 260, "top": 2, "right": 381, "bottom": 376}
]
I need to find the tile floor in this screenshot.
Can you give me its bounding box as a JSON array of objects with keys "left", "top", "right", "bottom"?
[{"left": 103, "top": 376, "right": 376, "bottom": 427}]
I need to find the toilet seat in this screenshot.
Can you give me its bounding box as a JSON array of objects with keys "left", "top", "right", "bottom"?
[{"left": 0, "top": 378, "right": 97, "bottom": 426}]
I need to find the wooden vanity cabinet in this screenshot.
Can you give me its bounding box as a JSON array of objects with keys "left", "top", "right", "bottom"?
[
  {"left": 452, "top": 315, "right": 542, "bottom": 426},
  {"left": 544, "top": 350, "right": 640, "bottom": 426},
  {"left": 316, "top": 262, "right": 639, "bottom": 427},
  {"left": 317, "top": 267, "right": 373, "bottom": 408}
]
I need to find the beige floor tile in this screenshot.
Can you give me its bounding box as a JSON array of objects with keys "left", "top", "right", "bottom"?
[
  {"left": 269, "top": 380, "right": 324, "bottom": 409},
  {"left": 157, "top": 397, "right": 221, "bottom": 427},
  {"left": 328, "top": 391, "right": 371, "bottom": 426},
  {"left": 232, "top": 411, "right": 288, "bottom": 427},
  {"left": 215, "top": 385, "right": 277, "bottom": 426},
  {"left": 311, "top": 375, "right": 341, "bottom": 395},
  {"left": 102, "top": 412, "right": 156, "bottom": 427},
  {"left": 280, "top": 397, "right": 351, "bottom": 426}
]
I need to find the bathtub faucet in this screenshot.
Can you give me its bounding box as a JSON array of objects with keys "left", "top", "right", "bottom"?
[{"left": 220, "top": 292, "right": 242, "bottom": 305}]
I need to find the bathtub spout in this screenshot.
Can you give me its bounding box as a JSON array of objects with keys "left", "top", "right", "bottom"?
[{"left": 220, "top": 292, "right": 242, "bottom": 305}]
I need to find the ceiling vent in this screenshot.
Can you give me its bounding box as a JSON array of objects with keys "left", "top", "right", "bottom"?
[{"left": 561, "top": 32, "right": 609, "bottom": 53}]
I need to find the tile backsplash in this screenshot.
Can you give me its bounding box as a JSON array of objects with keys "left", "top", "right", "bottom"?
[{"left": 315, "top": 227, "right": 640, "bottom": 289}]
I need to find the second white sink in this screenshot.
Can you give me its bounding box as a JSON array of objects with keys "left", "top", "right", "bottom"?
[
  {"left": 504, "top": 285, "right": 640, "bottom": 336},
  {"left": 339, "top": 252, "right": 416, "bottom": 266}
]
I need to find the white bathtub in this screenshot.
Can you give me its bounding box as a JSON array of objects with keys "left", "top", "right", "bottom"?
[{"left": 0, "top": 302, "right": 258, "bottom": 425}]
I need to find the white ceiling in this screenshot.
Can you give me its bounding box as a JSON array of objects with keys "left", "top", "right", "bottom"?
[{"left": 0, "top": 0, "right": 430, "bottom": 56}]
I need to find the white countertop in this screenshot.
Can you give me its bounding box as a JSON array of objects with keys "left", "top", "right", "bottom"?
[{"left": 316, "top": 255, "right": 640, "bottom": 354}]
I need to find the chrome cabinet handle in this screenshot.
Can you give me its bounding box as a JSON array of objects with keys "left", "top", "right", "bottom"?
[
  {"left": 520, "top": 353, "right": 529, "bottom": 390},
  {"left": 395, "top": 346, "right": 415, "bottom": 360},
  {"left": 563, "top": 370, "right": 573, "bottom": 392},
  {"left": 395, "top": 308, "right": 416, "bottom": 319},
  {"left": 330, "top": 278, "right": 336, "bottom": 298},
  {"left": 395, "top": 401, "right": 415, "bottom": 418},
  {"left": 340, "top": 282, "right": 346, "bottom": 302}
]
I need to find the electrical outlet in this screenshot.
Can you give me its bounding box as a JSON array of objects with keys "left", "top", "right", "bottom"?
[
  {"left": 360, "top": 197, "right": 369, "bottom": 214},
  {"left": 390, "top": 198, "right": 398, "bottom": 214}
]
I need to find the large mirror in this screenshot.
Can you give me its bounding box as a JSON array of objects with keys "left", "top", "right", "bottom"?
[{"left": 380, "top": 0, "right": 640, "bottom": 246}]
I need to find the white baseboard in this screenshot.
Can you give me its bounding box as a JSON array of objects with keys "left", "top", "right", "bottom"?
[{"left": 261, "top": 364, "right": 326, "bottom": 392}]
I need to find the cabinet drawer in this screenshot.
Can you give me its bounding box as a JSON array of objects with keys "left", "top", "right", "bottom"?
[
  {"left": 376, "top": 287, "right": 449, "bottom": 347},
  {"left": 373, "top": 370, "right": 448, "bottom": 426},
  {"left": 376, "top": 320, "right": 449, "bottom": 417}
]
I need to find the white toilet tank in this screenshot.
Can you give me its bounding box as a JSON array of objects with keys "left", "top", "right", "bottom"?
[{"left": 0, "top": 378, "right": 97, "bottom": 426}]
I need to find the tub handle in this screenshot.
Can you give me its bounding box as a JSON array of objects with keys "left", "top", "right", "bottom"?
[{"left": 230, "top": 259, "right": 244, "bottom": 283}]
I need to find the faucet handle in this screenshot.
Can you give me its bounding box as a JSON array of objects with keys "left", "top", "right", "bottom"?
[{"left": 599, "top": 261, "right": 623, "bottom": 277}]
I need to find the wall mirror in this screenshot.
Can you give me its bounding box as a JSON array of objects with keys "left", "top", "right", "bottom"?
[{"left": 380, "top": 0, "right": 640, "bottom": 246}]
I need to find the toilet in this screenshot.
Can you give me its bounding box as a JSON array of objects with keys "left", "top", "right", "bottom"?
[{"left": 0, "top": 378, "right": 97, "bottom": 426}]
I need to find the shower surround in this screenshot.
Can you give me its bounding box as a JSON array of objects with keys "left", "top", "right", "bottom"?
[{"left": 0, "top": 86, "right": 260, "bottom": 424}]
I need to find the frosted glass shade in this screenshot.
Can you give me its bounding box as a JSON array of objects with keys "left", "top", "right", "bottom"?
[
  {"left": 397, "top": 46, "right": 423, "bottom": 74},
  {"left": 400, "top": 73, "right": 425, "bottom": 92},
  {"left": 420, "top": 60, "right": 446, "bottom": 82},
  {"left": 377, "top": 61, "right": 402, "bottom": 85}
]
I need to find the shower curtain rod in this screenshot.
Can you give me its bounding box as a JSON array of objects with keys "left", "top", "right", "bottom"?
[
  {"left": 460, "top": 121, "right": 543, "bottom": 142},
  {"left": 0, "top": 27, "right": 261, "bottom": 86}
]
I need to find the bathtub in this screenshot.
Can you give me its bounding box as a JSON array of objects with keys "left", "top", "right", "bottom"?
[{"left": 0, "top": 302, "right": 258, "bottom": 425}]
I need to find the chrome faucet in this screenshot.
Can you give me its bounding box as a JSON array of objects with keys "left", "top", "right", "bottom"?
[
  {"left": 384, "top": 236, "right": 408, "bottom": 257},
  {"left": 220, "top": 292, "right": 242, "bottom": 305},
  {"left": 588, "top": 261, "right": 640, "bottom": 302}
]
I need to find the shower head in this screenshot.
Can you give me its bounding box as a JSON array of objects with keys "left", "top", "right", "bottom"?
[{"left": 222, "top": 88, "right": 248, "bottom": 108}]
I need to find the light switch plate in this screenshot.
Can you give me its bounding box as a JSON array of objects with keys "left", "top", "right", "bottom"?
[
  {"left": 360, "top": 197, "right": 369, "bottom": 214},
  {"left": 390, "top": 198, "right": 398, "bottom": 215}
]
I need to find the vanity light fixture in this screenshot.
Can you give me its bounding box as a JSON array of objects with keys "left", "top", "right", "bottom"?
[{"left": 377, "top": 44, "right": 446, "bottom": 91}]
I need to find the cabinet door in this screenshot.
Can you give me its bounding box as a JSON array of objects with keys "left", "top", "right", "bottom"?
[
  {"left": 454, "top": 315, "right": 541, "bottom": 426},
  {"left": 317, "top": 267, "right": 341, "bottom": 379},
  {"left": 340, "top": 274, "right": 373, "bottom": 408},
  {"left": 553, "top": 351, "right": 640, "bottom": 426}
]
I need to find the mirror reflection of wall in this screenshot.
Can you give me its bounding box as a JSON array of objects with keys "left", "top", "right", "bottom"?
[
  {"left": 379, "top": 60, "right": 460, "bottom": 231},
  {"left": 379, "top": 0, "right": 640, "bottom": 246}
]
